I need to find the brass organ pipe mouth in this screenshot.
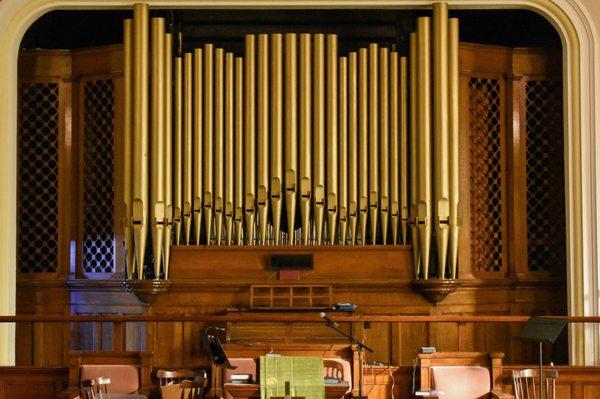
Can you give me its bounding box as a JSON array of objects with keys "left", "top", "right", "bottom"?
[
  {"left": 183, "top": 52, "right": 193, "bottom": 245},
  {"left": 338, "top": 55, "right": 349, "bottom": 245},
  {"left": 193, "top": 48, "right": 204, "bottom": 245},
  {"left": 123, "top": 18, "right": 134, "bottom": 278},
  {"left": 270, "top": 34, "right": 283, "bottom": 245},
  {"left": 448, "top": 17, "right": 460, "bottom": 278},
  {"left": 234, "top": 57, "right": 244, "bottom": 245},
  {"left": 400, "top": 56, "right": 409, "bottom": 246},
  {"left": 348, "top": 52, "right": 358, "bottom": 245},
  {"left": 433, "top": 2, "right": 450, "bottom": 278},
  {"left": 173, "top": 56, "right": 183, "bottom": 247},
  {"left": 417, "top": 17, "right": 432, "bottom": 279},
  {"left": 312, "top": 34, "right": 326, "bottom": 245},
  {"left": 151, "top": 17, "right": 166, "bottom": 278},
  {"left": 409, "top": 33, "right": 421, "bottom": 278},
  {"left": 204, "top": 44, "right": 215, "bottom": 245},
  {"left": 163, "top": 32, "right": 173, "bottom": 278},
  {"left": 326, "top": 34, "right": 338, "bottom": 245},
  {"left": 244, "top": 35, "right": 256, "bottom": 245},
  {"left": 299, "top": 33, "right": 312, "bottom": 245},
  {"left": 225, "top": 52, "right": 235, "bottom": 245},
  {"left": 390, "top": 51, "right": 400, "bottom": 246},
  {"left": 132, "top": 3, "right": 149, "bottom": 278},
  {"left": 257, "top": 34, "right": 269, "bottom": 245},
  {"left": 214, "top": 47, "right": 225, "bottom": 245},
  {"left": 368, "top": 43, "right": 379, "bottom": 245},
  {"left": 358, "top": 48, "right": 368, "bottom": 245},
  {"left": 379, "top": 46, "right": 390, "bottom": 245},
  {"left": 285, "top": 33, "right": 298, "bottom": 244}
]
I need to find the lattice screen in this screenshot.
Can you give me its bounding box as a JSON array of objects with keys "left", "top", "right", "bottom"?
[
  {"left": 82, "top": 79, "right": 116, "bottom": 274},
  {"left": 525, "top": 80, "right": 565, "bottom": 272},
  {"left": 18, "top": 82, "right": 60, "bottom": 273},
  {"left": 468, "top": 77, "right": 504, "bottom": 273}
]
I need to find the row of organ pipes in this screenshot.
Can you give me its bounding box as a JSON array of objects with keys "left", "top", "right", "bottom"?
[{"left": 122, "top": 3, "right": 459, "bottom": 281}]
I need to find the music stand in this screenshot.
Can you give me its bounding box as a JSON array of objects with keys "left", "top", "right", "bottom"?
[
  {"left": 203, "top": 328, "right": 236, "bottom": 370},
  {"left": 516, "top": 317, "right": 566, "bottom": 398}
]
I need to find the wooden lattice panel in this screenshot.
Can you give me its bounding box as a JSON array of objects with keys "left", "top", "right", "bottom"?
[
  {"left": 525, "top": 80, "right": 565, "bottom": 272},
  {"left": 18, "top": 82, "right": 60, "bottom": 273},
  {"left": 468, "top": 77, "right": 504, "bottom": 273},
  {"left": 82, "top": 79, "right": 116, "bottom": 274}
]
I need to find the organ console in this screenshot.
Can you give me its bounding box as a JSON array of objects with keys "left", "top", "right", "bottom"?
[{"left": 122, "top": 2, "right": 460, "bottom": 280}]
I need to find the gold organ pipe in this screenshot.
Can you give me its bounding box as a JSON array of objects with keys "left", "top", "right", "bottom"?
[
  {"left": 173, "top": 57, "right": 183, "bottom": 246},
  {"left": 123, "top": 19, "right": 134, "bottom": 278},
  {"left": 433, "top": 3, "right": 450, "bottom": 277},
  {"left": 204, "top": 44, "right": 215, "bottom": 244},
  {"left": 400, "top": 56, "right": 409, "bottom": 245},
  {"left": 312, "top": 34, "right": 326, "bottom": 245},
  {"left": 214, "top": 48, "right": 225, "bottom": 245},
  {"left": 270, "top": 34, "right": 283, "bottom": 245},
  {"left": 285, "top": 33, "right": 298, "bottom": 244},
  {"left": 163, "top": 33, "right": 173, "bottom": 277},
  {"left": 368, "top": 43, "right": 379, "bottom": 245},
  {"left": 234, "top": 57, "right": 244, "bottom": 244},
  {"left": 183, "top": 53, "right": 193, "bottom": 244},
  {"left": 326, "top": 34, "right": 338, "bottom": 244},
  {"left": 150, "top": 18, "right": 165, "bottom": 278},
  {"left": 358, "top": 48, "right": 368, "bottom": 245},
  {"left": 257, "top": 35, "right": 269, "bottom": 245},
  {"left": 379, "top": 47, "right": 389, "bottom": 245},
  {"left": 409, "top": 33, "right": 420, "bottom": 277},
  {"left": 299, "top": 33, "right": 312, "bottom": 245},
  {"left": 338, "top": 56, "right": 348, "bottom": 245},
  {"left": 244, "top": 35, "right": 256, "bottom": 245},
  {"left": 193, "top": 48, "right": 203, "bottom": 245},
  {"left": 132, "top": 3, "right": 149, "bottom": 278},
  {"left": 390, "top": 51, "right": 399, "bottom": 245},
  {"left": 417, "top": 17, "right": 432, "bottom": 279},
  {"left": 449, "top": 18, "right": 460, "bottom": 278},
  {"left": 225, "top": 53, "right": 235, "bottom": 245},
  {"left": 348, "top": 52, "right": 358, "bottom": 245}
]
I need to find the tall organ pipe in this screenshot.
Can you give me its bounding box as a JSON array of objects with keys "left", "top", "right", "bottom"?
[
  {"left": 379, "top": 47, "right": 389, "bottom": 245},
  {"left": 132, "top": 3, "right": 149, "bottom": 277},
  {"left": 193, "top": 48, "right": 203, "bottom": 245},
  {"left": 285, "top": 34, "right": 298, "bottom": 244},
  {"left": 348, "top": 52, "right": 358, "bottom": 245},
  {"left": 338, "top": 56, "right": 348, "bottom": 245},
  {"left": 409, "top": 34, "right": 421, "bottom": 277},
  {"left": 123, "top": 19, "right": 134, "bottom": 278},
  {"left": 368, "top": 43, "right": 379, "bottom": 245},
  {"left": 299, "top": 33, "right": 312, "bottom": 245},
  {"left": 400, "top": 56, "right": 408, "bottom": 245},
  {"left": 417, "top": 17, "right": 432, "bottom": 279},
  {"left": 150, "top": 17, "right": 165, "bottom": 278},
  {"left": 326, "top": 34, "right": 338, "bottom": 244},
  {"left": 257, "top": 35, "right": 269, "bottom": 244},
  {"left": 433, "top": 2, "right": 450, "bottom": 277},
  {"left": 234, "top": 57, "right": 244, "bottom": 244},
  {"left": 183, "top": 53, "right": 193, "bottom": 244},
  {"left": 449, "top": 18, "right": 460, "bottom": 278},
  {"left": 390, "top": 51, "right": 399, "bottom": 245},
  {"left": 214, "top": 48, "right": 225, "bottom": 245},
  {"left": 358, "top": 48, "right": 368, "bottom": 245},
  {"left": 173, "top": 57, "right": 183, "bottom": 247},
  {"left": 163, "top": 32, "right": 173, "bottom": 277},
  {"left": 312, "top": 34, "right": 326, "bottom": 245},
  {"left": 270, "top": 35, "right": 283, "bottom": 244},
  {"left": 225, "top": 53, "right": 235, "bottom": 245},
  {"left": 203, "top": 44, "right": 214, "bottom": 244},
  {"left": 244, "top": 35, "right": 256, "bottom": 244}
]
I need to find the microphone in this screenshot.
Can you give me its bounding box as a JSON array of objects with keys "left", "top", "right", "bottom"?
[{"left": 320, "top": 312, "right": 341, "bottom": 328}]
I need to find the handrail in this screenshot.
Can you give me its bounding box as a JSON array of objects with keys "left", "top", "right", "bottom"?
[{"left": 0, "top": 314, "right": 598, "bottom": 323}]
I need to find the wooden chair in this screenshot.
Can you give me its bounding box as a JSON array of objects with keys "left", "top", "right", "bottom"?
[
  {"left": 96, "top": 376, "right": 110, "bottom": 398},
  {"left": 417, "top": 352, "right": 514, "bottom": 399},
  {"left": 80, "top": 379, "right": 96, "bottom": 399},
  {"left": 180, "top": 378, "right": 208, "bottom": 399},
  {"left": 512, "top": 369, "right": 558, "bottom": 399},
  {"left": 324, "top": 360, "right": 345, "bottom": 381},
  {"left": 158, "top": 369, "right": 208, "bottom": 399}
]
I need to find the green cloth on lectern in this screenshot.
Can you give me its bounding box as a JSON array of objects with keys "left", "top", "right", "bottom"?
[{"left": 259, "top": 355, "right": 325, "bottom": 399}]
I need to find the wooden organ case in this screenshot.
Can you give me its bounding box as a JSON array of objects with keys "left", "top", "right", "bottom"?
[{"left": 16, "top": 3, "right": 567, "bottom": 379}]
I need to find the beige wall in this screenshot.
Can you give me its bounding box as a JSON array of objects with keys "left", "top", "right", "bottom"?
[{"left": 0, "top": 0, "right": 599, "bottom": 366}]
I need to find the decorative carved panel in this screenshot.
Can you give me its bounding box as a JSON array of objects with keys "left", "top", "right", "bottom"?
[
  {"left": 82, "top": 78, "right": 116, "bottom": 274},
  {"left": 468, "top": 77, "right": 505, "bottom": 273},
  {"left": 17, "top": 82, "right": 60, "bottom": 273},
  {"left": 524, "top": 80, "right": 565, "bottom": 272}
]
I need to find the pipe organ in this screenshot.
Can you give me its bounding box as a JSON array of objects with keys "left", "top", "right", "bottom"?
[{"left": 122, "top": 3, "right": 460, "bottom": 280}]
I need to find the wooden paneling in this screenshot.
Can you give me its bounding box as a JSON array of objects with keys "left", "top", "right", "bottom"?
[{"left": 0, "top": 367, "right": 67, "bottom": 399}]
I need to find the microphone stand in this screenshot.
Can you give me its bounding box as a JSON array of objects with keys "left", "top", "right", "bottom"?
[{"left": 322, "top": 317, "right": 373, "bottom": 399}]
